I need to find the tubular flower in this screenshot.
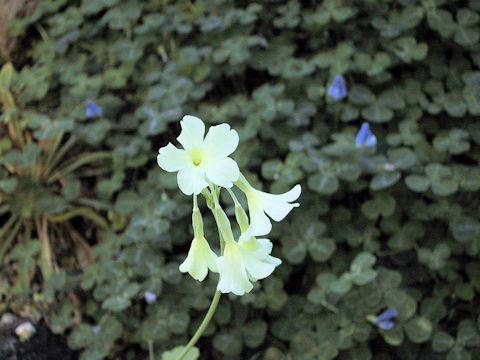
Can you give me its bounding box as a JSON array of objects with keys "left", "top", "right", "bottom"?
[
  {"left": 217, "top": 229, "right": 281, "bottom": 296},
  {"left": 356, "top": 122, "right": 377, "bottom": 147},
  {"left": 373, "top": 308, "right": 398, "bottom": 330},
  {"left": 327, "top": 75, "right": 348, "bottom": 99},
  {"left": 179, "top": 196, "right": 218, "bottom": 281},
  {"left": 235, "top": 174, "right": 301, "bottom": 236},
  {"left": 86, "top": 99, "right": 102, "bottom": 117},
  {"left": 157, "top": 115, "right": 240, "bottom": 195},
  {"left": 179, "top": 236, "right": 218, "bottom": 281}
]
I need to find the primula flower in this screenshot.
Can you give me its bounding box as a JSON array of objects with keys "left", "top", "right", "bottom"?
[
  {"left": 328, "top": 75, "right": 348, "bottom": 99},
  {"left": 235, "top": 174, "right": 301, "bottom": 236},
  {"left": 157, "top": 115, "right": 240, "bottom": 195},
  {"left": 356, "top": 122, "right": 377, "bottom": 147},
  {"left": 86, "top": 99, "right": 103, "bottom": 117},
  {"left": 179, "top": 236, "right": 218, "bottom": 281},
  {"left": 179, "top": 199, "right": 218, "bottom": 281},
  {"left": 373, "top": 308, "right": 398, "bottom": 330},
  {"left": 217, "top": 228, "right": 281, "bottom": 296}
]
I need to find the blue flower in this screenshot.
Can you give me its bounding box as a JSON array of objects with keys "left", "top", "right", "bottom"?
[
  {"left": 144, "top": 291, "right": 157, "bottom": 304},
  {"left": 373, "top": 308, "right": 398, "bottom": 330},
  {"left": 86, "top": 100, "right": 103, "bottom": 118},
  {"left": 328, "top": 75, "right": 348, "bottom": 99},
  {"left": 356, "top": 122, "right": 377, "bottom": 147}
]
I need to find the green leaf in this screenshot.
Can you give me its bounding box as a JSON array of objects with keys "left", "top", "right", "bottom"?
[
  {"left": 361, "top": 103, "right": 393, "bottom": 123},
  {"left": 387, "top": 148, "right": 417, "bottom": 169},
  {"left": 457, "top": 320, "right": 480, "bottom": 347},
  {"left": 329, "top": 274, "right": 353, "bottom": 295},
  {"left": 444, "top": 93, "right": 468, "bottom": 117},
  {"left": 457, "top": 9, "right": 480, "bottom": 26},
  {"left": 455, "top": 282, "right": 474, "bottom": 301},
  {"left": 281, "top": 238, "right": 307, "bottom": 265},
  {"left": 0, "top": 177, "right": 17, "bottom": 194},
  {"left": 351, "top": 252, "right": 376, "bottom": 272},
  {"left": 351, "top": 269, "right": 377, "bottom": 286},
  {"left": 213, "top": 331, "right": 243, "bottom": 356},
  {"left": 405, "top": 175, "right": 430, "bottom": 192},
  {"left": 381, "top": 326, "right": 404, "bottom": 346},
  {"left": 385, "top": 290, "right": 416, "bottom": 319},
  {"left": 370, "top": 172, "right": 401, "bottom": 190},
  {"left": 349, "top": 85, "right": 376, "bottom": 105},
  {"left": 446, "top": 347, "right": 472, "bottom": 360},
  {"left": 242, "top": 320, "right": 267, "bottom": 348},
  {"left": 161, "top": 346, "right": 199, "bottom": 360},
  {"left": 450, "top": 217, "right": 480, "bottom": 243},
  {"left": 432, "top": 331, "right": 455, "bottom": 352},
  {"left": 309, "top": 237, "right": 336, "bottom": 262},
  {"left": 308, "top": 172, "right": 339, "bottom": 195},
  {"left": 404, "top": 316, "right": 432, "bottom": 343}
]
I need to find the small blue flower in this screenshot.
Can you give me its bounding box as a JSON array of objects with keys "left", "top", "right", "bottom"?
[
  {"left": 328, "top": 75, "right": 348, "bottom": 99},
  {"left": 374, "top": 308, "right": 398, "bottom": 330},
  {"left": 356, "top": 122, "right": 377, "bottom": 147},
  {"left": 86, "top": 99, "right": 103, "bottom": 118},
  {"left": 144, "top": 291, "right": 157, "bottom": 304}
]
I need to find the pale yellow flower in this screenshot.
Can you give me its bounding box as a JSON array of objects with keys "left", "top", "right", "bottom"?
[
  {"left": 157, "top": 115, "right": 240, "bottom": 195},
  {"left": 217, "top": 228, "right": 281, "bottom": 296},
  {"left": 235, "top": 174, "right": 301, "bottom": 236}
]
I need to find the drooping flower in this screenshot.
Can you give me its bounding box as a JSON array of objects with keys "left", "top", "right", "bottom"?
[
  {"left": 216, "top": 228, "right": 281, "bottom": 296},
  {"left": 356, "top": 122, "right": 377, "bottom": 147},
  {"left": 179, "top": 236, "right": 218, "bottom": 281},
  {"left": 327, "top": 75, "right": 348, "bottom": 99},
  {"left": 235, "top": 174, "right": 301, "bottom": 236},
  {"left": 157, "top": 115, "right": 240, "bottom": 195},
  {"left": 179, "top": 197, "right": 218, "bottom": 281},
  {"left": 373, "top": 308, "right": 398, "bottom": 330},
  {"left": 86, "top": 99, "right": 103, "bottom": 117}
]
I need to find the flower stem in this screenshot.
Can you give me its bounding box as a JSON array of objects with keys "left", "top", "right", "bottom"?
[
  {"left": 148, "top": 340, "right": 154, "bottom": 360},
  {"left": 175, "top": 290, "right": 222, "bottom": 360}
]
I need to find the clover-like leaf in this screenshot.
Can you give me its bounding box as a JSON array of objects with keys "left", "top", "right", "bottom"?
[{"left": 162, "top": 346, "right": 200, "bottom": 360}]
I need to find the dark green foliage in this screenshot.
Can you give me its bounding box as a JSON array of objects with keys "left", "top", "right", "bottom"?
[{"left": 1, "top": 0, "right": 480, "bottom": 359}]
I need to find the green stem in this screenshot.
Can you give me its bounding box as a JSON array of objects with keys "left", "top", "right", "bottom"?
[
  {"left": 175, "top": 290, "right": 221, "bottom": 360},
  {"left": 47, "top": 207, "right": 108, "bottom": 229},
  {"left": 0, "top": 217, "right": 20, "bottom": 264},
  {"left": 148, "top": 340, "right": 154, "bottom": 360},
  {"left": 209, "top": 186, "right": 232, "bottom": 252},
  {"left": 226, "top": 188, "right": 249, "bottom": 233},
  {"left": 42, "top": 135, "right": 76, "bottom": 179},
  {"left": 47, "top": 151, "right": 112, "bottom": 183}
]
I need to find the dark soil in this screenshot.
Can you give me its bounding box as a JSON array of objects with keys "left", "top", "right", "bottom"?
[{"left": 0, "top": 321, "right": 78, "bottom": 360}]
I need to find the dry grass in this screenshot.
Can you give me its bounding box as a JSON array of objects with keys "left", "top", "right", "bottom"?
[{"left": 0, "top": 0, "right": 38, "bottom": 61}]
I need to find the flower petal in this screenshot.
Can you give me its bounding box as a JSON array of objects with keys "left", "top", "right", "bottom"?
[
  {"left": 378, "top": 320, "right": 394, "bottom": 330},
  {"left": 217, "top": 255, "right": 253, "bottom": 296},
  {"left": 203, "top": 156, "right": 239, "bottom": 188},
  {"left": 157, "top": 143, "right": 189, "bottom": 172},
  {"left": 252, "top": 238, "right": 273, "bottom": 258},
  {"left": 203, "top": 123, "right": 239, "bottom": 157},
  {"left": 241, "top": 250, "right": 275, "bottom": 281},
  {"left": 177, "top": 165, "right": 208, "bottom": 195},
  {"left": 177, "top": 115, "right": 205, "bottom": 150},
  {"left": 375, "top": 308, "right": 398, "bottom": 323},
  {"left": 249, "top": 200, "right": 272, "bottom": 236},
  {"left": 365, "top": 134, "right": 377, "bottom": 147},
  {"left": 262, "top": 184, "right": 301, "bottom": 222}
]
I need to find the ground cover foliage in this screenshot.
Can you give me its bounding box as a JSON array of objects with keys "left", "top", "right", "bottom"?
[{"left": 1, "top": 0, "right": 480, "bottom": 359}]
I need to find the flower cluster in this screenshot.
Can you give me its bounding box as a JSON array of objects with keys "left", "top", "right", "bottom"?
[{"left": 157, "top": 116, "right": 301, "bottom": 295}]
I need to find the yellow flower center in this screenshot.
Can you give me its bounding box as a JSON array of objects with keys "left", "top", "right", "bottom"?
[{"left": 189, "top": 148, "right": 204, "bottom": 167}]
